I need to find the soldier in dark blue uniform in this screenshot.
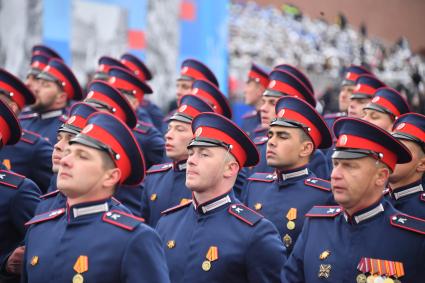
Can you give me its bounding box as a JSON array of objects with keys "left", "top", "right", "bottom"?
[
  {"left": 120, "top": 53, "right": 164, "bottom": 130},
  {"left": 0, "top": 100, "right": 41, "bottom": 283},
  {"left": 19, "top": 58, "right": 83, "bottom": 144},
  {"left": 22, "top": 112, "right": 170, "bottom": 283},
  {"left": 322, "top": 65, "right": 372, "bottom": 131},
  {"left": 249, "top": 69, "right": 331, "bottom": 180},
  {"left": 141, "top": 94, "right": 214, "bottom": 227},
  {"left": 240, "top": 63, "right": 269, "bottom": 137},
  {"left": 387, "top": 113, "right": 425, "bottom": 218},
  {"left": 282, "top": 118, "right": 425, "bottom": 283},
  {"left": 0, "top": 68, "right": 53, "bottom": 193},
  {"left": 243, "top": 96, "right": 333, "bottom": 254},
  {"left": 162, "top": 59, "right": 219, "bottom": 133},
  {"left": 362, "top": 87, "right": 410, "bottom": 132},
  {"left": 156, "top": 112, "right": 285, "bottom": 283},
  {"left": 191, "top": 79, "right": 232, "bottom": 119}
]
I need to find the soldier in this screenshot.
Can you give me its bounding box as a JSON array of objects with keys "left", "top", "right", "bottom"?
[
  {"left": 362, "top": 87, "right": 410, "bottom": 131},
  {"left": 141, "top": 95, "right": 214, "bottom": 227},
  {"left": 120, "top": 53, "right": 165, "bottom": 130},
  {"left": 387, "top": 113, "right": 425, "bottom": 218},
  {"left": 0, "top": 69, "right": 53, "bottom": 193},
  {"left": 240, "top": 63, "right": 269, "bottom": 137},
  {"left": 163, "top": 59, "right": 219, "bottom": 133},
  {"left": 243, "top": 96, "right": 333, "bottom": 254},
  {"left": 22, "top": 112, "right": 170, "bottom": 283},
  {"left": 0, "top": 100, "right": 41, "bottom": 283},
  {"left": 19, "top": 58, "right": 83, "bottom": 144},
  {"left": 156, "top": 112, "right": 285, "bottom": 283},
  {"left": 106, "top": 67, "right": 165, "bottom": 167},
  {"left": 282, "top": 118, "right": 425, "bottom": 282},
  {"left": 249, "top": 69, "right": 330, "bottom": 180}
]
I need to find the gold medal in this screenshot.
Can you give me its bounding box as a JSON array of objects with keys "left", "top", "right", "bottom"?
[
  {"left": 202, "top": 260, "right": 211, "bottom": 271},
  {"left": 356, "top": 273, "right": 367, "bottom": 283},
  {"left": 374, "top": 276, "right": 385, "bottom": 283},
  {"left": 286, "top": 220, "right": 296, "bottom": 230},
  {"left": 367, "top": 275, "right": 377, "bottom": 283},
  {"left": 73, "top": 273, "right": 84, "bottom": 283},
  {"left": 393, "top": 280, "right": 401, "bottom": 283},
  {"left": 383, "top": 278, "right": 394, "bottom": 283},
  {"left": 282, "top": 234, "right": 292, "bottom": 248}
]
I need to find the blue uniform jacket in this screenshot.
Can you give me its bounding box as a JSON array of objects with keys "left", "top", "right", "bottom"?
[
  {"left": 240, "top": 110, "right": 261, "bottom": 138},
  {"left": 156, "top": 191, "right": 286, "bottom": 283},
  {"left": 282, "top": 199, "right": 425, "bottom": 282},
  {"left": 0, "top": 130, "right": 53, "bottom": 193},
  {"left": 139, "top": 100, "right": 164, "bottom": 130},
  {"left": 23, "top": 198, "right": 170, "bottom": 283},
  {"left": 386, "top": 180, "right": 425, "bottom": 219},
  {"left": 243, "top": 166, "right": 334, "bottom": 254},
  {"left": 133, "top": 121, "right": 165, "bottom": 169}
]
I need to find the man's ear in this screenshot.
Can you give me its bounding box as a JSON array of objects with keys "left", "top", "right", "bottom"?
[
  {"left": 299, "top": 141, "right": 314, "bottom": 158},
  {"left": 56, "top": 91, "right": 68, "bottom": 105},
  {"left": 417, "top": 155, "right": 425, "bottom": 173},
  {"left": 223, "top": 160, "right": 239, "bottom": 179},
  {"left": 375, "top": 166, "right": 390, "bottom": 187},
  {"left": 103, "top": 168, "right": 122, "bottom": 187}
]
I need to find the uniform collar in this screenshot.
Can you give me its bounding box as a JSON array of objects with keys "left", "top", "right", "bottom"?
[
  {"left": 40, "top": 109, "right": 64, "bottom": 120},
  {"left": 68, "top": 198, "right": 110, "bottom": 219},
  {"left": 390, "top": 180, "right": 423, "bottom": 200},
  {"left": 276, "top": 166, "right": 309, "bottom": 183},
  {"left": 343, "top": 200, "right": 384, "bottom": 224},
  {"left": 173, "top": 160, "right": 187, "bottom": 172},
  {"left": 192, "top": 191, "right": 233, "bottom": 215}
]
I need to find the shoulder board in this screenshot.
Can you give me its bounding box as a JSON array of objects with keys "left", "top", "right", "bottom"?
[
  {"left": 254, "top": 126, "right": 267, "bottom": 133},
  {"left": 134, "top": 122, "right": 152, "bottom": 134},
  {"left": 324, "top": 112, "right": 346, "bottom": 119},
  {"left": 39, "top": 190, "right": 60, "bottom": 200},
  {"left": 161, "top": 200, "right": 193, "bottom": 215},
  {"left": 0, "top": 170, "right": 25, "bottom": 189},
  {"left": 242, "top": 110, "right": 257, "bottom": 119},
  {"left": 304, "top": 178, "right": 332, "bottom": 192},
  {"left": 248, "top": 172, "right": 275, "bottom": 183},
  {"left": 25, "top": 208, "right": 65, "bottom": 226},
  {"left": 420, "top": 193, "right": 425, "bottom": 202},
  {"left": 102, "top": 210, "right": 145, "bottom": 231},
  {"left": 20, "top": 130, "right": 41, "bottom": 144},
  {"left": 228, "top": 203, "right": 263, "bottom": 226},
  {"left": 306, "top": 206, "right": 342, "bottom": 218},
  {"left": 383, "top": 188, "right": 391, "bottom": 196},
  {"left": 111, "top": 196, "right": 122, "bottom": 205},
  {"left": 19, "top": 113, "right": 38, "bottom": 120},
  {"left": 390, "top": 213, "right": 425, "bottom": 235},
  {"left": 147, "top": 163, "right": 173, "bottom": 174},
  {"left": 254, "top": 136, "right": 268, "bottom": 145}
]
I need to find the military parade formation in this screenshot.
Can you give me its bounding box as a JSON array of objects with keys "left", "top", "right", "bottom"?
[{"left": 0, "top": 40, "right": 424, "bottom": 283}]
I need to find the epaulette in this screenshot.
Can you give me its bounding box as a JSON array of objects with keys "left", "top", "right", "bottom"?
[
  {"left": 25, "top": 208, "right": 65, "bottom": 226},
  {"left": 306, "top": 206, "right": 342, "bottom": 218},
  {"left": 228, "top": 203, "right": 263, "bottom": 226},
  {"left": 161, "top": 200, "right": 193, "bottom": 215},
  {"left": 304, "top": 178, "right": 331, "bottom": 192},
  {"left": 324, "top": 112, "right": 346, "bottom": 120},
  {"left": 147, "top": 163, "right": 173, "bottom": 174},
  {"left": 39, "top": 190, "right": 60, "bottom": 200},
  {"left": 102, "top": 210, "right": 145, "bottom": 231},
  {"left": 420, "top": 193, "right": 425, "bottom": 202},
  {"left": 254, "top": 136, "right": 268, "bottom": 145},
  {"left": 0, "top": 170, "right": 25, "bottom": 189},
  {"left": 242, "top": 110, "right": 257, "bottom": 119},
  {"left": 20, "top": 130, "right": 41, "bottom": 145},
  {"left": 390, "top": 213, "right": 425, "bottom": 235},
  {"left": 19, "top": 113, "right": 38, "bottom": 120},
  {"left": 254, "top": 126, "right": 267, "bottom": 134},
  {"left": 134, "top": 121, "right": 153, "bottom": 134},
  {"left": 248, "top": 172, "right": 275, "bottom": 183}
]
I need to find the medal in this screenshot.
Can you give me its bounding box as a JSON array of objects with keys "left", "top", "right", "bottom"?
[
  {"left": 367, "top": 275, "right": 377, "bottom": 283},
  {"left": 356, "top": 273, "right": 367, "bottom": 283},
  {"left": 286, "top": 221, "right": 295, "bottom": 230},
  {"left": 374, "top": 276, "right": 385, "bottom": 283},
  {"left": 285, "top": 208, "right": 297, "bottom": 231},
  {"left": 383, "top": 278, "right": 394, "bottom": 283},
  {"left": 73, "top": 273, "right": 84, "bottom": 283},
  {"left": 202, "top": 260, "right": 211, "bottom": 271},
  {"left": 282, "top": 234, "right": 292, "bottom": 248}
]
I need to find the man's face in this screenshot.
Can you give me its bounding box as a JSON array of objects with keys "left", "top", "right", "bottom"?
[
  {"left": 57, "top": 143, "right": 114, "bottom": 199},
  {"left": 259, "top": 96, "right": 279, "bottom": 127},
  {"left": 32, "top": 79, "right": 62, "bottom": 111},
  {"left": 52, "top": 131, "right": 74, "bottom": 173},
  {"left": 25, "top": 74, "right": 39, "bottom": 95},
  {"left": 390, "top": 140, "right": 424, "bottom": 184},
  {"left": 348, "top": 97, "right": 371, "bottom": 118},
  {"left": 331, "top": 157, "right": 385, "bottom": 211},
  {"left": 266, "top": 126, "right": 310, "bottom": 169},
  {"left": 244, "top": 80, "right": 263, "bottom": 106},
  {"left": 176, "top": 80, "right": 193, "bottom": 100},
  {"left": 186, "top": 146, "right": 229, "bottom": 192},
  {"left": 339, "top": 85, "right": 355, "bottom": 112},
  {"left": 165, "top": 120, "right": 193, "bottom": 161},
  {"left": 361, "top": 109, "right": 393, "bottom": 132}
]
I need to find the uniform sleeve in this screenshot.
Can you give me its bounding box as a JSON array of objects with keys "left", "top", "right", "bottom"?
[
  {"left": 10, "top": 179, "right": 41, "bottom": 236},
  {"left": 120, "top": 225, "right": 170, "bottom": 283},
  {"left": 30, "top": 139, "right": 53, "bottom": 194},
  {"left": 281, "top": 218, "right": 310, "bottom": 283},
  {"left": 245, "top": 219, "right": 286, "bottom": 283},
  {"left": 113, "top": 185, "right": 143, "bottom": 217}
]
